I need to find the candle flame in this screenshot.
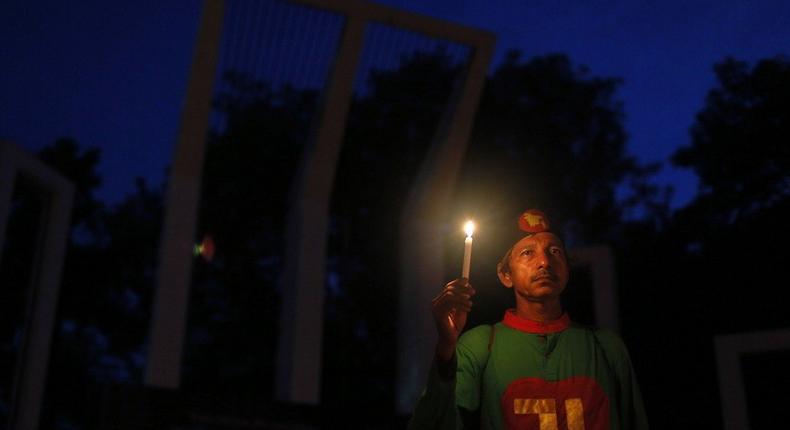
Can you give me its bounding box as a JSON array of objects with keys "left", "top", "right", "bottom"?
[{"left": 464, "top": 220, "right": 475, "bottom": 237}]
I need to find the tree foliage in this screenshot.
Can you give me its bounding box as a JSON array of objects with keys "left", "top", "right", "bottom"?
[
  {"left": 180, "top": 72, "right": 319, "bottom": 395},
  {"left": 616, "top": 56, "right": 790, "bottom": 429},
  {"left": 463, "top": 52, "right": 661, "bottom": 246},
  {"left": 673, "top": 56, "right": 790, "bottom": 223},
  {"left": 18, "top": 140, "right": 164, "bottom": 427},
  {"left": 664, "top": 56, "right": 790, "bottom": 327},
  {"left": 38, "top": 138, "right": 104, "bottom": 232}
]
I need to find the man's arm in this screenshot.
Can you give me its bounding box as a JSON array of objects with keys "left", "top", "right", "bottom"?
[
  {"left": 407, "top": 354, "right": 459, "bottom": 430},
  {"left": 596, "top": 330, "right": 650, "bottom": 429},
  {"left": 408, "top": 325, "right": 492, "bottom": 430},
  {"left": 616, "top": 351, "right": 649, "bottom": 430},
  {"left": 407, "top": 279, "right": 477, "bottom": 429}
]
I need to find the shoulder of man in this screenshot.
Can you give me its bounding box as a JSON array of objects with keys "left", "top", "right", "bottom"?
[
  {"left": 591, "top": 328, "right": 629, "bottom": 352},
  {"left": 458, "top": 324, "right": 495, "bottom": 361},
  {"left": 589, "top": 327, "right": 649, "bottom": 429},
  {"left": 588, "top": 327, "right": 636, "bottom": 372}
]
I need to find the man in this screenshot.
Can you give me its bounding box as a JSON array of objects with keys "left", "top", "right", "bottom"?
[{"left": 409, "top": 209, "right": 648, "bottom": 429}]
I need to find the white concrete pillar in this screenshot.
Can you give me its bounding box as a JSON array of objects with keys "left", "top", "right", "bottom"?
[
  {"left": 145, "top": 0, "right": 225, "bottom": 389},
  {"left": 396, "top": 36, "right": 494, "bottom": 413},
  {"left": 275, "top": 12, "right": 366, "bottom": 405},
  {"left": 0, "top": 141, "right": 74, "bottom": 430}
]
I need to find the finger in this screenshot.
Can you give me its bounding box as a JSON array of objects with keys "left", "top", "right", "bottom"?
[
  {"left": 434, "top": 300, "right": 472, "bottom": 316},
  {"left": 446, "top": 278, "right": 470, "bottom": 288},
  {"left": 441, "top": 278, "right": 475, "bottom": 298},
  {"left": 437, "top": 289, "right": 474, "bottom": 303},
  {"left": 445, "top": 285, "right": 476, "bottom": 299},
  {"left": 432, "top": 289, "right": 456, "bottom": 305},
  {"left": 434, "top": 287, "right": 474, "bottom": 309},
  {"left": 453, "top": 302, "right": 473, "bottom": 313},
  {"left": 436, "top": 294, "right": 473, "bottom": 312},
  {"left": 446, "top": 281, "right": 474, "bottom": 292},
  {"left": 432, "top": 299, "right": 473, "bottom": 318}
]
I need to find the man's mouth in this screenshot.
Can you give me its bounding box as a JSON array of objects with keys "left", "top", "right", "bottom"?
[{"left": 533, "top": 273, "right": 555, "bottom": 281}]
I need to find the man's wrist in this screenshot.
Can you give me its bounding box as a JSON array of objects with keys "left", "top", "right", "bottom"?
[
  {"left": 436, "top": 340, "right": 456, "bottom": 362},
  {"left": 435, "top": 349, "right": 457, "bottom": 381}
]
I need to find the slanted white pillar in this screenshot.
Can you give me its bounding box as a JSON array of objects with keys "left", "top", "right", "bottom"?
[
  {"left": 715, "top": 329, "right": 790, "bottom": 430},
  {"left": 568, "top": 245, "right": 619, "bottom": 332},
  {"left": 145, "top": 0, "right": 225, "bottom": 389},
  {"left": 275, "top": 12, "right": 366, "bottom": 405},
  {"left": 277, "top": 0, "right": 495, "bottom": 409},
  {"left": 396, "top": 36, "right": 494, "bottom": 413},
  {"left": 0, "top": 141, "right": 74, "bottom": 430}
]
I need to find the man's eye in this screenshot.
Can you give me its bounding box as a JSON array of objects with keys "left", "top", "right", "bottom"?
[
  {"left": 551, "top": 247, "right": 563, "bottom": 255},
  {"left": 521, "top": 249, "right": 533, "bottom": 256}
]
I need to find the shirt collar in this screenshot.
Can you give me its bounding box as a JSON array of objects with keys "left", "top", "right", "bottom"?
[{"left": 502, "top": 309, "right": 571, "bottom": 334}]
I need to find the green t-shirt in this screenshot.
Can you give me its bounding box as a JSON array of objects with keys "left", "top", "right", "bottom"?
[{"left": 409, "top": 311, "right": 648, "bottom": 429}]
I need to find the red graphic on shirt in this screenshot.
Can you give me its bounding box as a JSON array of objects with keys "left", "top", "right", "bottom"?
[{"left": 501, "top": 376, "right": 609, "bottom": 430}]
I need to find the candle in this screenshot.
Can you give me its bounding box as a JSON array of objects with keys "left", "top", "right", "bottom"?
[{"left": 462, "top": 221, "right": 475, "bottom": 279}]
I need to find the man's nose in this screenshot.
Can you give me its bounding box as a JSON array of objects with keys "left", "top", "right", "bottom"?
[{"left": 536, "top": 249, "right": 550, "bottom": 268}]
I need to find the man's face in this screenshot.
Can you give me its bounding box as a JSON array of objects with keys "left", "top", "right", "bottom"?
[{"left": 498, "top": 232, "right": 569, "bottom": 303}]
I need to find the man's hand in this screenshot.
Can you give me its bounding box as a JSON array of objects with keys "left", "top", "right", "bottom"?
[{"left": 431, "top": 278, "right": 475, "bottom": 362}]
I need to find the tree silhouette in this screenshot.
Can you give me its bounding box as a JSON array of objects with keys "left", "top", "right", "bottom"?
[
  {"left": 37, "top": 139, "right": 104, "bottom": 232},
  {"left": 462, "top": 52, "right": 662, "bottom": 246},
  {"left": 15, "top": 140, "right": 166, "bottom": 428},
  {"left": 180, "top": 72, "right": 317, "bottom": 399},
  {"left": 666, "top": 56, "right": 790, "bottom": 330},
  {"left": 614, "top": 56, "right": 790, "bottom": 429},
  {"left": 673, "top": 56, "right": 790, "bottom": 226}
]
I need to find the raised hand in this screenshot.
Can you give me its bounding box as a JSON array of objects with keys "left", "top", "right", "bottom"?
[{"left": 431, "top": 278, "right": 475, "bottom": 361}]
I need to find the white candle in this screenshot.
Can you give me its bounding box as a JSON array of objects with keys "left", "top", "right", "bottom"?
[{"left": 462, "top": 221, "right": 475, "bottom": 279}]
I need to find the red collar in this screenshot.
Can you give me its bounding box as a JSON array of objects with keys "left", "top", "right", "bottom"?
[{"left": 502, "top": 309, "right": 571, "bottom": 334}]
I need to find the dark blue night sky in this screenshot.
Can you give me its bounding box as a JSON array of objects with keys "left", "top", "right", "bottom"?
[{"left": 2, "top": 0, "right": 790, "bottom": 207}]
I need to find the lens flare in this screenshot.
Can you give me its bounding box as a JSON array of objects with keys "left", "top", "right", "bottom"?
[{"left": 194, "top": 234, "right": 215, "bottom": 262}]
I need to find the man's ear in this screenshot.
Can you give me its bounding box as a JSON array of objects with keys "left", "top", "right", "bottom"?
[{"left": 497, "top": 262, "right": 513, "bottom": 288}]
